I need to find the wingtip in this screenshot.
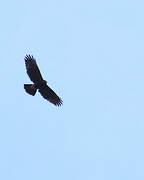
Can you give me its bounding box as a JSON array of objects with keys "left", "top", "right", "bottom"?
[
  {"left": 24, "top": 54, "right": 34, "bottom": 61},
  {"left": 56, "top": 99, "right": 63, "bottom": 106}
]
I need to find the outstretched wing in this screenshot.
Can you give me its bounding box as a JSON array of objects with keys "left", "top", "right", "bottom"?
[
  {"left": 38, "top": 84, "right": 63, "bottom": 106},
  {"left": 24, "top": 55, "right": 43, "bottom": 84}
]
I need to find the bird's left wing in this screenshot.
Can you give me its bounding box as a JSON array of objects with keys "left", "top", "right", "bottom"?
[{"left": 38, "top": 84, "right": 63, "bottom": 106}]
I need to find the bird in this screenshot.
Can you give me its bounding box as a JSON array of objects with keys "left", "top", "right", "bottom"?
[{"left": 24, "top": 54, "right": 63, "bottom": 106}]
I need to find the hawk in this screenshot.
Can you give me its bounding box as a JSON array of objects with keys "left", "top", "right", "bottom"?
[{"left": 24, "top": 55, "right": 63, "bottom": 106}]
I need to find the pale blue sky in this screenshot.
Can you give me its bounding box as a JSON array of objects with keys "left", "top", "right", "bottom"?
[{"left": 0, "top": 0, "right": 144, "bottom": 179}]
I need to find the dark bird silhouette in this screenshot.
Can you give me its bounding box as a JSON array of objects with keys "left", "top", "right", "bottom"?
[{"left": 24, "top": 55, "right": 63, "bottom": 106}]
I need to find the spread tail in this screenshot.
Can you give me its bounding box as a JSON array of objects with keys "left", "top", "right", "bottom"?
[{"left": 24, "top": 84, "right": 37, "bottom": 96}]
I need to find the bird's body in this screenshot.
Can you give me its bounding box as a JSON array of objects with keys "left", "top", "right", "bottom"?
[{"left": 24, "top": 55, "right": 63, "bottom": 106}]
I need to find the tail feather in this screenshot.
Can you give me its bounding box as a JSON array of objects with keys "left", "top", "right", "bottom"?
[{"left": 24, "top": 84, "right": 37, "bottom": 96}]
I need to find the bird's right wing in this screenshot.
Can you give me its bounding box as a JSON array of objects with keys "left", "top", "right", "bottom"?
[{"left": 24, "top": 55, "right": 43, "bottom": 84}]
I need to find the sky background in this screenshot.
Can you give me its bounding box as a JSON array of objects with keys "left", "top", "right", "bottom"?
[{"left": 0, "top": 0, "right": 144, "bottom": 179}]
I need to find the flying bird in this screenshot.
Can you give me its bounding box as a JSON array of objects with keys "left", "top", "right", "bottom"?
[{"left": 24, "top": 55, "right": 63, "bottom": 106}]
